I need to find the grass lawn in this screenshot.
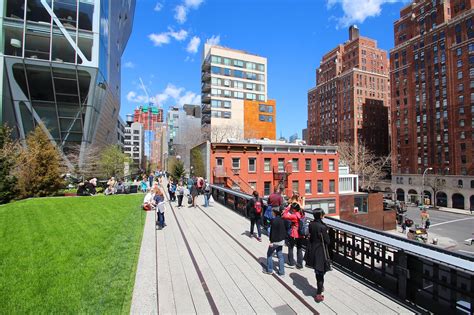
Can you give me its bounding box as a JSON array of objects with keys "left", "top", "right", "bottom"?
[{"left": 0, "top": 194, "right": 145, "bottom": 313}]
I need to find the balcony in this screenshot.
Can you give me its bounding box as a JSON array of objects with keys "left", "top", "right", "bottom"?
[
  {"left": 201, "top": 83, "right": 211, "bottom": 92},
  {"left": 202, "top": 93, "right": 211, "bottom": 102},
  {"left": 201, "top": 71, "right": 211, "bottom": 81},
  {"left": 202, "top": 61, "right": 210, "bottom": 70}
]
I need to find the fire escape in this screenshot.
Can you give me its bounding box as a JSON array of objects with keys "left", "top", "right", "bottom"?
[{"left": 213, "top": 166, "right": 255, "bottom": 195}]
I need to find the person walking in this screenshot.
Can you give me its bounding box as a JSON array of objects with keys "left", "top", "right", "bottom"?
[
  {"left": 176, "top": 181, "right": 185, "bottom": 207},
  {"left": 203, "top": 180, "right": 211, "bottom": 207},
  {"left": 263, "top": 208, "right": 286, "bottom": 276},
  {"left": 190, "top": 182, "right": 198, "bottom": 208},
  {"left": 264, "top": 188, "right": 284, "bottom": 233},
  {"left": 282, "top": 201, "right": 305, "bottom": 269},
  {"left": 420, "top": 209, "right": 430, "bottom": 228},
  {"left": 304, "top": 209, "right": 330, "bottom": 303},
  {"left": 148, "top": 173, "right": 154, "bottom": 189},
  {"left": 247, "top": 191, "right": 263, "bottom": 241}
]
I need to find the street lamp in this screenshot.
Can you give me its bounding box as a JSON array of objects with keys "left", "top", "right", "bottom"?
[{"left": 421, "top": 167, "right": 433, "bottom": 207}]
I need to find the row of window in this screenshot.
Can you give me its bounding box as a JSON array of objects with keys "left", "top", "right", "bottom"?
[
  {"left": 219, "top": 157, "right": 336, "bottom": 172},
  {"left": 259, "top": 114, "right": 273, "bottom": 123},
  {"left": 259, "top": 104, "right": 273, "bottom": 113},
  {"left": 211, "top": 110, "right": 231, "bottom": 119},
  {"left": 210, "top": 77, "right": 265, "bottom": 92},
  {"left": 211, "top": 66, "right": 265, "bottom": 82},
  {"left": 211, "top": 99, "right": 231, "bottom": 109},
  {"left": 210, "top": 55, "right": 265, "bottom": 72},
  {"left": 210, "top": 88, "right": 265, "bottom": 101}
]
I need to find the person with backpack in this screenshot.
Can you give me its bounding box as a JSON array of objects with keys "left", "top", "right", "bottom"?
[
  {"left": 176, "top": 181, "right": 185, "bottom": 207},
  {"left": 304, "top": 208, "right": 331, "bottom": 303},
  {"left": 282, "top": 201, "right": 305, "bottom": 269},
  {"left": 247, "top": 191, "right": 263, "bottom": 241},
  {"left": 263, "top": 208, "right": 287, "bottom": 276},
  {"left": 203, "top": 180, "right": 211, "bottom": 207},
  {"left": 170, "top": 181, "right": 177, "bottom": 201}
]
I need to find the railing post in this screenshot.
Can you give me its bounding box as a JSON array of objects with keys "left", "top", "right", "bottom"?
[{"left": 396, "top": 250, "right": 409, "bottom": 300}]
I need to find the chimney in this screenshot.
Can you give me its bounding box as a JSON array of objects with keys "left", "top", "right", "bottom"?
[{"left": 349, "top": 25, "right": 359, "bottom": 41}]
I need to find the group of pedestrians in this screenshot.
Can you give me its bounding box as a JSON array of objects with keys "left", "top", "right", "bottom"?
[
  {"left": 248, "top": 189, "right": 331, "bottom": 303},
  {"left": 142, "top": 187, "right": 167, "bottom": 229}
]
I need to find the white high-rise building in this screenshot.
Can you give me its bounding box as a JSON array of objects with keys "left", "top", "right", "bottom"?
[
  {"left": 201, "top": 44, "right": 268, "bottom": 141},
  {"left": 124, "top": 122, "right": 145, "bottom": 170}
]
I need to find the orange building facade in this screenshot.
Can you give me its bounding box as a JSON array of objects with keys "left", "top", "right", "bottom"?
[
  {"left": 207, "top": 141, "right": 340, "bottom": 216},
  {"left": 243, "top": 99, "right": 276, "bottom": 139}
]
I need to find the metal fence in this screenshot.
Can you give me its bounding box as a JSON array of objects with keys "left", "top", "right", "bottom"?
[{"left": 210, "top": 184, "right": 474, "bottom": 314}]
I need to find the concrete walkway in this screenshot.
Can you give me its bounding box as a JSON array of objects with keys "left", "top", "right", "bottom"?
[{"left": 131, "top": 194, "right": 415, "bottom": 314}]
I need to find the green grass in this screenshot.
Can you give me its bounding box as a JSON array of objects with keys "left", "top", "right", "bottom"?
[{"left": 0, "top": 194, "right": 145, "bottom": 313}]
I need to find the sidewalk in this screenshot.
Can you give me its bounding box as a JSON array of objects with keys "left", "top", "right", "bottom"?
[
  {"left": 130, "top": 193, "right": 414, "bottom": 314},
  {"left": 386, "top": 228, "right": 458, "bottom": 250},
  {"left": 432, "top": 207, "right": 473, "bottom": 216}
]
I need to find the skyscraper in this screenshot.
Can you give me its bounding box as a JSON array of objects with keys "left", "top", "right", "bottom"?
[
  {"left": 307, "top": 26, "right": 390, "bottom": 157},
  {"left": 201, "top": 44, "right": 276, "bottom": 141},
  {"left": 133, "top": 104, "right": 164, "bottom": 130},
  {"left": 390, "top": 0, "right": 474, "bottom": 176},
  {"left": 0, "top": 0, "right": 135, "bottom": 165}
]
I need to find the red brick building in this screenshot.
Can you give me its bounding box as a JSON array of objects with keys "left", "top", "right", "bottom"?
[
  {"left": 133, "top": 105, "right": 163, "bottom": 131},
  {"left": 308, "top": 26, "right": 390, "bottom": 157},
  {"left": 201, "top": 141, "right": 340, "bottom": 216},
  {"left": 390, "top": 0, "right": 474, "bottom": 176}
]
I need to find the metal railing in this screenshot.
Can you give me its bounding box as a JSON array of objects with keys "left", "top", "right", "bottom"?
[{"left": 210, "top": 184, "right": 474, "bottom": 314}]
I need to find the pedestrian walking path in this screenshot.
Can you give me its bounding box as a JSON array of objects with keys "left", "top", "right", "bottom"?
[{"left": 131, "top": 194, "right": 415, "bottom": 314}]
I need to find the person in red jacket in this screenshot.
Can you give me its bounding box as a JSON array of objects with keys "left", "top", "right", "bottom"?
[{"left": 282, "top": 201, "right": 305, "bottom": 269}]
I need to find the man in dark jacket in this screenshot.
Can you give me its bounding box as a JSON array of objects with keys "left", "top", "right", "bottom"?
[
  {"left": 247, "top": 191, "right": 263, "bottom": 241},
  {"left": 263, "top": 208, "right": 287, "bottom": 275},
  {"left": 305, "top": 208, "right": 330, "bottom": 303}
]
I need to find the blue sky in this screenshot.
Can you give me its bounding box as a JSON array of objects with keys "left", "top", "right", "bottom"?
[{"left": 120, "top": 0, "right": 410, "bottom": 138}]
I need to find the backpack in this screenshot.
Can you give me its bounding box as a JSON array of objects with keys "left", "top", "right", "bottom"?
[
  {"left": 254, "top": 199, "right": 262, "bottom": 215},
  {"left": 298, "top": 217, "right": 310, "bottom": 237},
  {"left": 170, "top": 184, "right": 176, "bottom": 193}
]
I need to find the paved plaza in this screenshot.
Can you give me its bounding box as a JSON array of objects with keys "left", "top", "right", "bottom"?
[{"left": 131, "top": 194, "right": 415, "bottom": 314}]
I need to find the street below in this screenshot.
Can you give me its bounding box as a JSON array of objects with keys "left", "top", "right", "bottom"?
[{"left": 401, "top": 206, "right": 474, "bottom": 257}]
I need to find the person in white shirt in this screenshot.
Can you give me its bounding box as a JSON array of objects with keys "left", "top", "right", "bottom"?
[{"left": 142, "top": 190, "right": 155, "bottom": 211}]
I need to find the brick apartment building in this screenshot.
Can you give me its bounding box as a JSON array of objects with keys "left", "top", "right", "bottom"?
[
  {"left": 194, "top": 140, "right": 341, "bottom": 216},
  {"left": 307, "top": 26, "right": 390, "bottom": 157},
  {"left": 390, "top": 0, "right": 474, "bottom": 176},
  {"left": 390, "top": 0, "right": 474, "bottom": 210},
  {"left": 133, "top": 105, "right": 163, "bottom": 131}
]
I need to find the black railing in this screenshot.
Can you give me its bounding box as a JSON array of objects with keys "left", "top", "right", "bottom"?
[{"left": 210, "top": 184, "right": 474, "bottom": 314}]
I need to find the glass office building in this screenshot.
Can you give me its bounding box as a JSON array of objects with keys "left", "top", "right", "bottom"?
[{"left": 0, "top": 0, "right": 135, "bottom": 164}]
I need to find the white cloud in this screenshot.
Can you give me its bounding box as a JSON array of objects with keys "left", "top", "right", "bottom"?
[
  {"left": 327, "top": 0, "right": 407, "bottom": 27},
  {"left": 206, "top": 35, "right": 220, "bottom": 46},
  {"left": 127, "top": 84, "right": 200, "bottom": 107},
  {"left": 184, "top": 0, "right": 204, "bottom": 9},
  {"left": 178, "top": 91, "right": 201, "bottom": 106},
  {"left": 175, "top": 5, "right": 187, "bottom": 24},
  {"left": 154, "top": 2, "right": 163, "bottom": 11},
  {"left": 123, "top": 61, "right": 135, "bottom": 68},
  {"left": 174, "top": 0, "right": 204, "bottom": 24},
  {"left": 169, "top": 29, "right": 188, "bottom": 41},
  {"left": 186, "top": 36, "right": 201, "bottom": 54},
  {"left": 148, "top": 33, "right": 170, "bottom": 46},
  {"left": 148, "top": 29, "right": 188, "bottom": 47}
]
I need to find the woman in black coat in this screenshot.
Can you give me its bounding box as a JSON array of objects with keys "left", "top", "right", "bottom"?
[{"left": 304, "top": 209, "right": 330, "bottom": 303}]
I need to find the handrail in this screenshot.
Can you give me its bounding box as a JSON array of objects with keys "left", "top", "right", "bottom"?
[{"left": 209, "top": 184, "right": 474, "bottom": 314}]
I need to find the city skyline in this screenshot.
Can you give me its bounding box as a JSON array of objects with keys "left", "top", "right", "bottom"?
[{"left": 120, "top": 0, "right": 410, "bottom": 138}]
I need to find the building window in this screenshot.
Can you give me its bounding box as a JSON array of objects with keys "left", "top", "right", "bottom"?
[
  {"left": 264, "top": 181, "right": 271, "bottom": 196},
  {"left": 317, "top": 180, "right": 323, "bottom": 193},
  {"left": 329, "top": 180, "right": 335, "bottom": 193},
  {"left": 317, "top": 159, "right": 323, "bottom": 171},
  {"left": 471, "top": 180, "right": 474, "bottom": 189},
  {"left": 278, "top": 158, "right": 285, "bottom": 172},
  {"left": 305, "top": 159, "right": 311, "bottom": 171},
  {"left": 329, "top": 159, "right": 335, "bottom": 171},
  {"left": 354, "top": 196, "right": 368, "bottom": 213},
  {"left": 458, "top": 180, "right": 463, "bottom": 188},
  {"left": 292, "top": 180, "right": 299, "bottom": 194},
  {"left": 248, "top": 158, "right": 256, "bottom": 172},
  {"left": 292, "top": 159, "right": 299, "bottom": 172},
  {"left": 232, "top": 158, "right": 240, "bottom": 169},
  {"left": 216, "top": 158, "right": 223, "bottom": 166},
  {"left": 305, "top": 180, "right": 311, "bottom": 194},
  {"left": 264, "top": 158, "right": 271, "bottom": 172}
]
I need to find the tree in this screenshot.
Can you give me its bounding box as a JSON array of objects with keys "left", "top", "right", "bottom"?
[
  {"left": 190, "top": 147, "right": 205, "bottom": 178},
  {"left": 14, "top": 125, "right": 65, "bottom": 198},
  {"left": 171, "top": 159, "right": 186, "bottom": 181},
  {"left": 425, "top": 175, "right": 446, "bottom": 208},
  {"left": 0, "top": 125, "right": 18, "bottom": 203},
  {"left": 99, "top": 145, "right": 129, "bottom": 179},
  {"left": 203, "top": 124, "right": 244, "bottom": 143},
  {"left": 65, "top": 144, "right": 101, "bottom": 181},
  {"left": 335, "top": 141, "right": 390, "bottom": 191}
]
